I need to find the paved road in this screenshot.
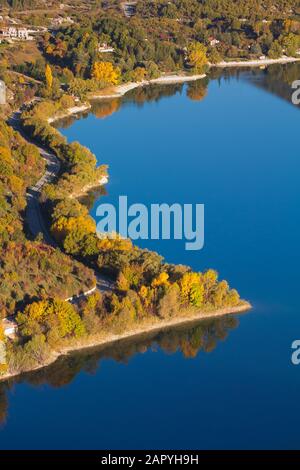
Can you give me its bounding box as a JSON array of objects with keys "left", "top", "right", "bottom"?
[
  {"left": 9, "top": 111, "right": 60, "bottom": 246},
  {"left": 8, "top": 111, "right": 113, "bottom": 295}
]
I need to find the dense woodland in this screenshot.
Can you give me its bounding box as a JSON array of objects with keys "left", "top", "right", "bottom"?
[
  {"left": 37, "top": 3, "right": 300, "bottom": 90},
  {"left": 2, "top": 0, "right": 297, "bottom": 378},
  {"left": 0, "top": 119, "right": 96, "bottom": 323},
  {"left": 0, "top": 92, "right": 244, "bottom": 377},
  {"left": 0, "top": 0, "right": 297, "bottom": 104}
]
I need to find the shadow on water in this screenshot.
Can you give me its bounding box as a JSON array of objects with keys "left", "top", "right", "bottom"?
[
  {"left": 0, "top": 314, "right": 239, "bottom": 427},
  {"left": 213, "top": 62, "right": 300, "bottom": 107},
  {"left": 244, "top": 63, "right": 300, "bottom": 107},
  {"left": 55, "top": 78, "right": 210, "bottom": 131}
]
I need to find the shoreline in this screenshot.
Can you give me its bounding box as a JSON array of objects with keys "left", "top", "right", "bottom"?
[
  {"left": 87, "top": 73, "right": 207, "bottom": 100},
  {"left": 47, "top": 56, "right": 300, "bottom": 124},
  {"left": 0, "top": 302, "right": 251, "bottom": 383},
  {"left": 47, "top": 73, "right": 207, "bottom": 124},
  {"left": 214, "top": 56, "right": 300, "bottom": 68},
  {"left": 48, "top": 103, "right": 92, "bottom": 123},
  {"left": 69, "top": 174, "right": 109, "bottom": 199},
  {"left": 2, "top": 61, "right": 263, "bottom": 383}
]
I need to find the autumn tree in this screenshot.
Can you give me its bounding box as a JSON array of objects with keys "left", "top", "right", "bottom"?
[
  {"left": 130, "top": 67, "right": 147, "bottom": 82},
  {"left": 187, "top": 42, "right": 208, "bottom": 71},
  {"left": 151, "top": 272, "right": 170, "bottom": 288},
  {"left": 45, "top": 64, "right": 53, "bottom": 89},
  {"left": 91, "top": 61, "right": 121, "bottom": 86},
  {"left": 179, "top": 272, "right": 204, "bottom": 308},
  {"left": 51, "top": 215, "right": 96, "bottom": 244},
  {"left": 17, "top": 299, "right": 85, "bottom": 341}
]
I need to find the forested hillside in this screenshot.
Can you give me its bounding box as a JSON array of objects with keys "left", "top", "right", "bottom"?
[{"left": 0, "top": 119, "right": 96, "bottom": 320}]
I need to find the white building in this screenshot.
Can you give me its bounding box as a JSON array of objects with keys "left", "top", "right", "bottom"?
[
  {"left": 98, "top": 42, "right": 115, "bottom": 53},
  {"left": 209, "top": 38, "right": 220, "bottom": 47},
  {"left": 0, "top": 27, "right": 31, "bottom": 41},
  {"left": 2, "top": 318, "right": 17, "bottom": 338}
]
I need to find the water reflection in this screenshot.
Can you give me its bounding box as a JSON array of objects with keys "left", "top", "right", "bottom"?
[
  {"left": 0, "top": 314, "right": 239, "bottom": 427},
  {"left": 91, "top": 98, "right": 121, "bottom": 119},
  {"left": 55, "top": 64, "right": 300, "bottom": 134},
  {"left": 243, "top": 63, "right": 300, "bottom": 107},
  {"left": 209, "top": 62, "right": 300, "bottom": 107},
  {"left": 56, "top": 79, "right": 210, "bottom": 131},
  {"left": 186, "top": 80, "right": 208, "bottom": 101}
]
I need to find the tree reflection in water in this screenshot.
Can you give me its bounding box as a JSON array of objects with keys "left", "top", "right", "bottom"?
[
  {"left": 0, "top": 314, "right": 239, "bottom": 426},
  {"left": 54, "top": 63, "right": 300, "bottom": 137}
]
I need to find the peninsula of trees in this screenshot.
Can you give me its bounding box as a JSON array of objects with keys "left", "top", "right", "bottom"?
[{"left": 0, "top": 71, "right": 253, "bottom": 379}]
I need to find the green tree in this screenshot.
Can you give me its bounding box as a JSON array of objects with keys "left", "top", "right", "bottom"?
[{"left": 268, "top": 41, "right": 283, "bottom": 59}]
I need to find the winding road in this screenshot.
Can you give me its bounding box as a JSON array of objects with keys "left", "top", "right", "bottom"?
[{"left": 8, "top": 111, "right": 113, "bottom": 297}]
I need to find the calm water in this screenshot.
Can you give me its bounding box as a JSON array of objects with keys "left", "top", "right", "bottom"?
[{"left": 1, "top": 66, "right": 300, "bottom": 449}]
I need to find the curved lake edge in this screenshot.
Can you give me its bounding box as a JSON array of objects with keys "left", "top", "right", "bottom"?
[
  {"left": 48, "top": 72, "right": 207, "bottom": 123},
  {"left": 0, "top": 302, "right": 251, "bottom": 384},
  {"left": 2, "top": 62, "right": 300, "bottom": 450},
  {"left": 1, "top": 76, "right": 253, "bottom": 383},
  {"left": 48, "top": 55, "right": 300, "bottom": 123}
]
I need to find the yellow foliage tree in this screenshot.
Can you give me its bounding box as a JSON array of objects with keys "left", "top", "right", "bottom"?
[
  {"left": 0, "top": 325, "right": 5, "bottom": 342},
  {"left": 187, "top": 42, "right": 208, "bottom": 71},
  {"left": 0, "top": 146, "right": 11, "bottom": 162},
  {"left": 151, "top": 272, "right": 170, "bottom": 288},
  {"left": 97, "top": 234, "right": 132, "bottom": 251},
  {"left": 17, "top": 299, "right": 85, "bottom": 339},
  {"left": 8, "top": 175, "right": 24, "bottom": 195},
  {"left": 51, "top": 215, "right": 96, "bottom": 242},
  {"left": 46, "top": 44, "right": 54, "bottom": 55},
  {"left": 91, "top": 61, "right": 120, "bottom": 86},
  {"left": 179, "top": 272, "right": 204, "bottom": 307},
  {"left": 138, "top": 285, "right": 153, "bottom": 308},
  {"left": 203, "top": 269, "right": 218, "bottom": 291},
  {"left": 45, "top": 64, "right": 53, "bottom": 89}
]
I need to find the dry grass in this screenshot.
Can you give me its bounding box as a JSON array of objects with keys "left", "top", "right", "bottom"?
[{"left": 5, "top": 41, "right": 42, "bottom": 67}]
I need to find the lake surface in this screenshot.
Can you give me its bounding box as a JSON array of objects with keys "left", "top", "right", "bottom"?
[{"left": 1, "top": 65, "right": 300, "bottom": 449}]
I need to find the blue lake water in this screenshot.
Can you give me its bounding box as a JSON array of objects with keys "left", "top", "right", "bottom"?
[{"left": 1, "top": 66, "right": 300, "bottom": 449}]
